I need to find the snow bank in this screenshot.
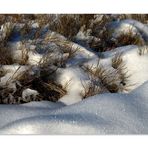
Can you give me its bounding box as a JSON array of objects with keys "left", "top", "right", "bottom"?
[
  {"left": 102, "top": 45, "right": 148, "bottom": 90},
  {"left": 0, "top": 81, "right": 148, "bottom": 134},
  {"left": 58, "top": 44, "right": 148, "bottom": 104}
]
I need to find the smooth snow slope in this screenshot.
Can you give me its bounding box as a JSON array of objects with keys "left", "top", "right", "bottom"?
[{"left": 0, "top": 81, "right": 148, "bottom": 134}]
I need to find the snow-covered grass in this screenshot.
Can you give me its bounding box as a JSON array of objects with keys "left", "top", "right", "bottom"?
[{"left": 0, "top": 14, "right": 148, "bottom": 134}]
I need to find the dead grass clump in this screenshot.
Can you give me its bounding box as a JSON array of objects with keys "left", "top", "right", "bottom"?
[
  {"left": 50, "top": 15, "right": 80, "bottom": 39},
  {"left": 31, "top": 78, "right": 66, "bottom": 102},
  {"left": 112, "top": 53, "right": 133, "bottom": 92},
  {"left": 93, "top": 31, "right": 144, "bottom": 52},
  {"left": 90, "top": 28, "right": 144, "bottom": 52},
  {"left": 112, "top": 53, "right": 124, "bottom": 69},
  {"left": 56, "top": 41, "right": 80, "bottom": 63},
  {"left": 81, "top": 76, "right": 105, "bottom": 99},
  {"left": 20, "top": 20, "right": 47, "bottom": 40},
  {"left": 0, "top": 15, "right": 7, "bottom": 25},
  {"left": 0, "top": 22, "right": 14, "bottom": 46},
  {"left": 19, "top": 48, "right": 29, "bottom": 65},
  {"left": 82, "top": 62, "right": 120, "bottom": 94},
  {"left": 79, "top": 14, "right": 95, "bottom": 29},
  {"left": 35, "top": 15, "right": 56, "bottom": 29},
  {"left": 91, "top": 15, "right": 113, "bottom": 35},
  {"left": 0, "top": 84, "right": 42, "bottom": 104},
  {"left": 44, "top": 36, "right": 80, "bottom": 65},
  {"left": 0, "top": 87, "right": 15, "bottom": 104},
  {"left": 0, "top": 43, "right": 68, "bottom": 104},
  {"left": 1, "top": 14, "right": 36, "bottom": 24},
  {"left": 103, "top": 14, "right": 148, "bottom": 24},
  {"left": 90, "top": 28, "right": 113, "bottom": 52},
  {"left": 118, "top": 14, "right": 148, "bottom": 24},
  {"left": 82, "top": 15, "right": 114, "bottom": 52},
  {"left": 81, "top": 54, "right": 133, "bottom": 98},
  {"left": 130, "top": 14, "right": 148, "bottom": 23},
  {"left": 19, "top": 69, "right": 66, "bottom": 102},
  {"left": 86, "top": 15, "right": 145, "bottom": 52},
  {"left": 138, "top": 46, "right": 148, "bottom": 56},
  {"left": 0, "top": 65, "right": 67, "bottom": 104},
  {"left": 114, "top": 31, "right": 144, "bottom": 47},
  {"left": 94, "top": 66, "right": 119, "bottom": 93},
  {"left": 20, "top": 23, "right": 32, "bottom": 38},
  {"left": 37, "top": 49, "right": 63, "bottom": 70},
  {"left": 20, "top": 23, "right": 43, "bottom": 41},
  {"left": 73, "top": 15, "right": 114, "bottom": 52},
  {"left": 0, "top": 47, "right": 14, "bottom": 64}
]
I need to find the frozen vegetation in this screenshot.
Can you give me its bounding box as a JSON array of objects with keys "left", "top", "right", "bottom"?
[{"left": 0, "top": 14, "right": 148, "bottom": 134}]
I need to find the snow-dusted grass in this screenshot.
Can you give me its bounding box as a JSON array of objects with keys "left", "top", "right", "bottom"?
[
  {"left": 0, "top": 15, "right": 148, "bottom": 103},
  {"left": 0, "top": 26, "right": 68, "bottom": 104}
]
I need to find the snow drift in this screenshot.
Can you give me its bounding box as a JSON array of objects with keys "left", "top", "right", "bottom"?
[{"left": 0, "top": 81, "right": 148, "bottom": 134}]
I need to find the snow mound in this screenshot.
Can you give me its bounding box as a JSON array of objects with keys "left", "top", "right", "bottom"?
[{"left": 0, "top": 81, "right": 148, "bottom": 134}]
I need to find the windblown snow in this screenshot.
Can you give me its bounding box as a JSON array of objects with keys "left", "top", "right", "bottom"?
[{"left": 0, "top": 17, "right": 148, "bottom": 134}]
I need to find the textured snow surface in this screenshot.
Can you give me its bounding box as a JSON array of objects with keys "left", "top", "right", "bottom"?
[{"left": 0, "top": 81, "right": 148, "bottom": 134}]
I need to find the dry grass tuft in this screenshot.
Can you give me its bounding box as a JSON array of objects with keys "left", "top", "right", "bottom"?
[
  {"left": 50, "top": 15, "right": 80, "bottom": 39},
  {"left": 0, "top": 47, "right": 14, "bottom": 64},
  {"left": 45, "top": 36, "right": 80, "bottom": 64},
  {"left": 138, "top": 46, "right": 148, "bottom": 56},
  {"left": 91, "top": 28, "right": 144, "bottom": 52},
  {"left": 112, "top": 53, "right": 134, "bottom": 92},
  {"left": 78, "top": 14, "right": 95, "bottom": 29},
  {"left": 82, "top": 61, "right": 120, "bottom": 94},
  {"left": 118, "top": 14, "right": 148, "bottom": 24},
  {"left": 87, "top": 15, "right": 146, "bottom": 52},
  {"left": 20, "top": 23, "right": 32, "bottom": 37},
  {"left": 90, "top": 28, "right": 112, "bottom": 52},
  {"left": 19, "top": 48, "right": 29, "bottom": 65},
  {"left": 81, "top": 53, "right": 134, "bottom": 98},
  {"left": 112, "top": 53, "right": 124, "bottom": 69},
  {"left": 114, "top": 31, "right": 144, "bottom": 47},
  {"left": 20, "top": 22, "right": 43, "bottom": 40},
  {"left": 0, "top": 64, "right": 67, "bottom": 104},
  {"left": 81, "top": 76, "right": 104, "bottom": 99}
]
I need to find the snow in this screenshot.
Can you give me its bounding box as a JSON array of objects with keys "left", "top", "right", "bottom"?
[
  {"left": 0, "top": 81, "right": 148, "bottom": 134},
  {"left": 0, "top": 17, "right": 148, "bottom": 134},
  {"left": 102, "top": 45, "right": 148, "bottom": 90},
  {"left": 22, "top": 88, "right": 39, "bottom": 100},
  {"left": 27, "top": 51, "right": 43, "bottom": 65},
  {"left": 0, "top": 22, "right": 13, "bottom": 41},
  {"left": 59, "top": 45, "right": 148, "bottom": 105},
  {"left": 58, "top": 67, "right": 89, "bottom": 105},
  {"left": 0, "top": 65, "right": 28, "bottom": 86}
]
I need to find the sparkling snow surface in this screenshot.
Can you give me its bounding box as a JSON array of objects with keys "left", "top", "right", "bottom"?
[{"left": 0, "top": 81, "right": 148, "bottom": 134}]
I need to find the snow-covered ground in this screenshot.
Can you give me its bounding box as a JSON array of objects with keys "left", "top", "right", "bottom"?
[
  {"left": 0, "top": 16, "right": 148, "bottom": 134},
  {"left": 0, "top": 81, "right": 148, "bottom": 134}
]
